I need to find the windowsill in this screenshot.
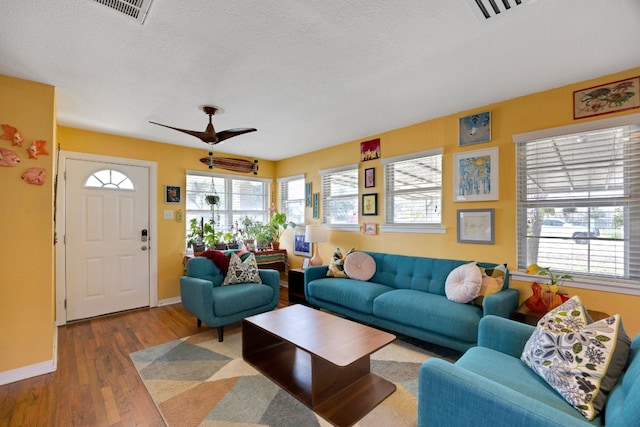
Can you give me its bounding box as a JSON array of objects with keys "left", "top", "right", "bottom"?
[
  {"left": 380, "top": 224, "right": 446, "bottom": 234},
  {"left": 510, "top": 271, "right": 640, "bottom": 296}
]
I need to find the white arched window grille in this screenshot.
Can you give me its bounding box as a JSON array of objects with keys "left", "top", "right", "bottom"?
[{"left": 84, "top": 169, "right": 134, "bottom": 190}]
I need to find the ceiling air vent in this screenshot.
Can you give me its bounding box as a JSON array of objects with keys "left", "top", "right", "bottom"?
[
  {"left": 464, "top": 0, "right": 535, "bottom": 21},
  {"left": 91, "top": 0, "right": 154, "bottom": 24}
]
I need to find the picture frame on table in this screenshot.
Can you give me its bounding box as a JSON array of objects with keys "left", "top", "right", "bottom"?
[
  {"left": 453, "top": 147, "right": 499, "bottom": 202},
  {"left": 293, "top": 232, "right": 312, "bottom": 257},
  {"left": 164, "top": 185, "right": 181, "bottom": 204},
  {"left": 302, "top": 258, "right": 310, "bottom": 269},
  {"left": 362, "top": 193, "right": 378, "bottom": 216},
  {"left": 457, "top": 209, "right": 495, "bottom": 244}
]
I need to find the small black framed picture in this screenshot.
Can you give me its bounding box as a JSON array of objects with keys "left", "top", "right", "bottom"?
[
  {"left": 165, "top": 185, "right": 181, "bottom": 204},
  {"left": 362, "top": 193, "right": 378, "bottom": 216},
  {"left": 364, "top": 167, "right": 375, "bottom": 188}
]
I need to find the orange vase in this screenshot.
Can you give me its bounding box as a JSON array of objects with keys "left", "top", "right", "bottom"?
[{"left": 542, "top": 291, "right": 563, "bottom": 310}]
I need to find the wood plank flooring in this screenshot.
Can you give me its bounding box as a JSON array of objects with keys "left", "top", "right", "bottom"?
[{"left": 0, "top": 287, "right": 291, "bottom": 427}]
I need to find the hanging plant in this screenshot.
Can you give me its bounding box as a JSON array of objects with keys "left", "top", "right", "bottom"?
[{"left": 205, "top": 194, "right": 220, "bottom": 205}]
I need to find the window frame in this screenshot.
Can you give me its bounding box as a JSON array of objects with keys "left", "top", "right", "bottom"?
[
  {"left": 512, "top": 112, "right": 640, "bottom": 296},
  {"left": 380, "top": 149, "right": 445, "bottom": 234},
  {"left": 319, "top": 164, "right": 359, "bottom": 230},
  {"left": 277, "top": 173, "right": 305, "bottom": 226}
]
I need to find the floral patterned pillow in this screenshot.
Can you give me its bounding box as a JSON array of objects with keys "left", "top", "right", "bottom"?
[
  {"left": 521, "top": 296, "right": 630, "bottom": 420},
  {"left": 222, "top": 252, "right": 262, "bottom": 286}
]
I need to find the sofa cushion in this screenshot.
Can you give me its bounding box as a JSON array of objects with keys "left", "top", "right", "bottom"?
[
  {"left": 445, "top": 262, "right": 482, "bottom": 303},
  {"left": 373, "top": 289, "right": 483, "bottom": 343},
  {"left": 307, "top": 278, "right": 393, "bottom": 314},
  {"left": 327, "top": 247, "right": 354, "bottom": 278},
  {"left": 473, "top": 264, "right": 507, "bottom": 307},
  {"left": 211, "top": 283, "right": 274, "bottom": 317},
  {"left": 222, "top": 252, "right": 262, "bottom": 286},
  {"left": 343, "top": 251, "right": 376, "bottom": 281},
  {"left": 521, "top": 296, "right": 631, "bottom": 420}
]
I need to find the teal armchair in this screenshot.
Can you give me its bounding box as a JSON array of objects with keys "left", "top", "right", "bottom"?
[{"left": 180, "top": 256, "right": 280, "bottom": 341}]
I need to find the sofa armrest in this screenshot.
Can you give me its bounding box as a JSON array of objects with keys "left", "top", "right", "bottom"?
[
  {"left": 179, "top": 276, "right": 215, "bottom": 320},
  {"left": 483, "top": 288, "right": 519, "bottom": 318},
  {"left": 418, "top": 358, "right": 590, "bottom": 427},
  {"left": 478, "top": 315, "right": 535, "bottom": 357},
  {"left": 304, "top": 265, "right": 329, "bottom": 282},
  {"left": 259, "top": 269, "right": 281, "bottom": 294}
]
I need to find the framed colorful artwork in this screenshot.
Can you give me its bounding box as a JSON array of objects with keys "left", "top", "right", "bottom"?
[
  {"left": 459, "top": 111, "right": 491, "bottom": 146},
  {"left": 313, "top": 193, "right": 319, "bottom": 218},
  {"left": 360, "top": 138, "right": 380, "bottom": 162},
  {"left": 364, "top": 167, "right": 375, "bottom": 188},
  {"left": 293, "top": 232, "right": 311, "bottom": 257},
  {"left": 305, "top": 182, "right": 312, "bottom": 207},
  {"left": 457, "top": 209, "right": 495, "bottom": 244},
  {"left": 573, "top": 76, "right": 640, "bottom": 119},
  {"left": 363, "top": 222, "right": 377, "bottom": 235},
  {"left": 453, "top": 147, "right": 499, "bottom": 202},
  {"left": 362, "top": 193, "right": 378, "bottom": 216},
  {"left": 164, "top": 185, "right": 181, "bottom": 204}
]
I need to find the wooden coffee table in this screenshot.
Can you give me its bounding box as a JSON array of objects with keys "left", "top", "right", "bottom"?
[{"left": 243, "top": 304, "right": 396, "bottom": 427}]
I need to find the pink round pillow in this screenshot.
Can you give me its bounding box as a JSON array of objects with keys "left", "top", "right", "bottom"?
[
  {"left": 445, "top": 262, "right": 482, "bottom": 303},
  {"left": 343, "top": 252, "right": 376, "bottom": 281}
]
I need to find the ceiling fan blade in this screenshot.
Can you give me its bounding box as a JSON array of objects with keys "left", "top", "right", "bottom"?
[
  {"left": 149, "top": 121, "right": 218, "bottom": 143},
  {"left": 216, "top": 128, "right": 257, "bottom": 143}
]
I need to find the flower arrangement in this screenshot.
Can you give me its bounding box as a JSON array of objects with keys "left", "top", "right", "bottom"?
[{"left": 526, "top": 263, "right": 573, "bottom": 294}]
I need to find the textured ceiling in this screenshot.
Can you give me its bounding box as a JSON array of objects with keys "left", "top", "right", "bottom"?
[{"left": 1, "top": 1, "right": 639, "bottom": 161}]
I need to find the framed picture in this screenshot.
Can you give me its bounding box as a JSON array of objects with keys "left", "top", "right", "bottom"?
[
  {"left": 459, "top": 111, "right": 491, "bottom": 146},
  {"left": 453, "top": 147, "right": 499, "bottom": 202},
  {"left": 457, "top": 209, "right": 495, "bottom": 244},
  {"left": 360, "top": 138, "right": 381, "bottom": 162},
  {"left": 313, "top": 193, "right": 319, "bottom": 218},
  {"left": 164, "top": 185, "right": 181, "bottom": 204},
  {"left": 363, "top": 222, "right": 377, "bottom": 235},
  {"left": 573, "top": 76, "right": 640, "bottom": 119},
  {"left": 302, "top": 258, "right": 310, "bottom": 269},
  {"left": 362, "top": 193, "right": 378, "bottom": 216},
  {"left": 305, "top": 182, "right": 312, "bottom": 207},
  {"left": 364, "top": 167, "right": 375, "bottom": 188},
  {"left": 293, "top": 232, "right": 311, "bottom": 257}
]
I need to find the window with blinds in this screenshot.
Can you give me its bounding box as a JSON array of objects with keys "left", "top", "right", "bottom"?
[
  {"left": 516, "top": 120, "right": 640, "bottom": 284},
  {"left": 383, "top": 149, "right": 443, "bottom": 225},
  {"left": 278, "top": 174, "right": 305, "bottom": 226},
  {"left": 320, "top": 165, "right": 358, "bottom": 225},
  {"left": 186, "top": 172, "right": 270, "bottom": 237}
]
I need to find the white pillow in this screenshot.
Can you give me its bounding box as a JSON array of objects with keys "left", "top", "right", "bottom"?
[
  {"left": 343, "top": 251, "right": 376, "bottom": 281},
  {"left": 445, "top": 262, "right": 482, "bottom": 303}
]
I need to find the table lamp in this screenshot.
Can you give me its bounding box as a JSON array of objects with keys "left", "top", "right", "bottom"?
[{"left": 305, "top": 224, "right": 328, "bottom": 266}]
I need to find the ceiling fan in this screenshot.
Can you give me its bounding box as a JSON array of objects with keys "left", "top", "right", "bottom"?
[{"left": 149, "top": 105, "right": 256, "bottom": 145}]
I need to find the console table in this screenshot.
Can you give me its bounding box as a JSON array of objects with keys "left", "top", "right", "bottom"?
[
  {"left": 183, "top": 249, "right": 288, "bottom": 273},
  {"left": 510, "top": 302, "right": 609, "bottom": 326}
]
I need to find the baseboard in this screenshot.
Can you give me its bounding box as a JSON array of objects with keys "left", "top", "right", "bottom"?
[
  {"left": 0, "top": 325, "right": 58, "bottom": 386},
  {"left": 158, "top": 296, "right": 181, "bottom": 306}
]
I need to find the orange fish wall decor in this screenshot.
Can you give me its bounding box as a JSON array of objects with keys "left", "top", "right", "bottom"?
[
  {"left": 27, "top": 140, "right": 48, "bottom": 159},
  {"left": 0, "top": 124, "right": 24, "bottom": 146},
  {"left": 0, "top": 147, "right": 21, "bottom": 167},
  {"left": 21, "top": 167, "right": 46, "bottom": 185}
]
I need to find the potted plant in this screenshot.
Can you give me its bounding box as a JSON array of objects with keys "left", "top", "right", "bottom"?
[
  {"left": 269, "top": 212, "right": 295, "bottom": 250},
  {"left": 205, "top": 194, "right": 220, "bottom": 206},
  {"left": 255, "top": 222, "right": 274, "bottom": 251},
  {"left": 241, "top": 216, "right": 260, "bottom": 251},
  {"left": 186, "top": 218, "right": 206, "bottom": 254}
]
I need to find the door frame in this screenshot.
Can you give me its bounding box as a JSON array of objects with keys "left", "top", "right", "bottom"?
[{"left": 55, "top": 151, "right": 158, "bottom": 326}]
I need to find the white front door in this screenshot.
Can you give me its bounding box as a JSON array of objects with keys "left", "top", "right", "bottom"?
[{"left": 65, "top": 159, "right": 150, "bottom": 321}]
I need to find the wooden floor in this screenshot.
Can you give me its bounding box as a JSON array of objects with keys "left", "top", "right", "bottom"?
[{"left": 0, "top": 287, "right": 291, "bottom": 427}]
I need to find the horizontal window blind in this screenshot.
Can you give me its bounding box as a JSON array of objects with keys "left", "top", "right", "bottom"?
[
  {"left": 384, "top": 150, "right": 442, "bottom": 225},
  {"left": 278, "top": 174, "right": 305, "bottom": 225},
  {"left": 320, "top": 167, "right": 358, "bottom": 225},
  {"left": 516, "top": 122, "right": 640, "bottom": 283}
]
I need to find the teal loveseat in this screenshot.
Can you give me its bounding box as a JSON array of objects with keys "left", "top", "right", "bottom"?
[
  {"left": 418, "top": 315, "right": 640, "bottom": 426},
  {"left": 180, "top": 256, "right": 280, "bottom": 341},
  {"left": 304, "top": 252, "right": 519, "bottom": 352}
]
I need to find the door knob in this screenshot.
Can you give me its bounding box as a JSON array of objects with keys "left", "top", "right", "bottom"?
[{"left": 141, "top": 246, "right": 148, "bottom": 251}]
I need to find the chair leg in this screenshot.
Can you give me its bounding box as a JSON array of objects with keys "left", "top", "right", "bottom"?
[
  {"left": 197, "top": 319, "right": 202, "bottom": 327},
  {"left": 218, "top": 326, "right": 224, "bottom": 342}
]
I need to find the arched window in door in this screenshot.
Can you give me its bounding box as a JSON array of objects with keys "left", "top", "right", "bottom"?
[{"left": 84, "top": 169, "right": 134, "bottom": 190}]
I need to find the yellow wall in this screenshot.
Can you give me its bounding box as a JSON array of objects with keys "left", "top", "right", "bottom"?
[
  {"left": 57, "top": 127, "right": 276, "bottom": 301},
  {"left": 0, "top": 75, "right": 56, "bottom": 373},
  {"left": 3, "top": 66, "right": 640, "bottom": 380},
  {"left": 277, "top": 66, "right": 640, "bottom": 336}
]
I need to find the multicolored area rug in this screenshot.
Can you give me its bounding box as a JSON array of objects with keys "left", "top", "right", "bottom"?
[{"left": 130, "top": 328, "right": 453, "bottom": 427}]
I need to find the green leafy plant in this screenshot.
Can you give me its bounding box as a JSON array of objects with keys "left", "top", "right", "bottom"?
[
  {"left": 526, "top": 263, "right": 573, "bottom": 294},
  {"left": 269, "top": 212, "right": 295, "bottom": 243}
]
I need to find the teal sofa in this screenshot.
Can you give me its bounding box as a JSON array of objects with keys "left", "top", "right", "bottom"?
[
  {"left": 418, "top": 315, "right": 640, "bottom": 426},
  {"left": 304, "top": 252, "right": 519, "bottom": 352},
  {"left": 180, "top": 256, "right": 280, "bottom": 341}
]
